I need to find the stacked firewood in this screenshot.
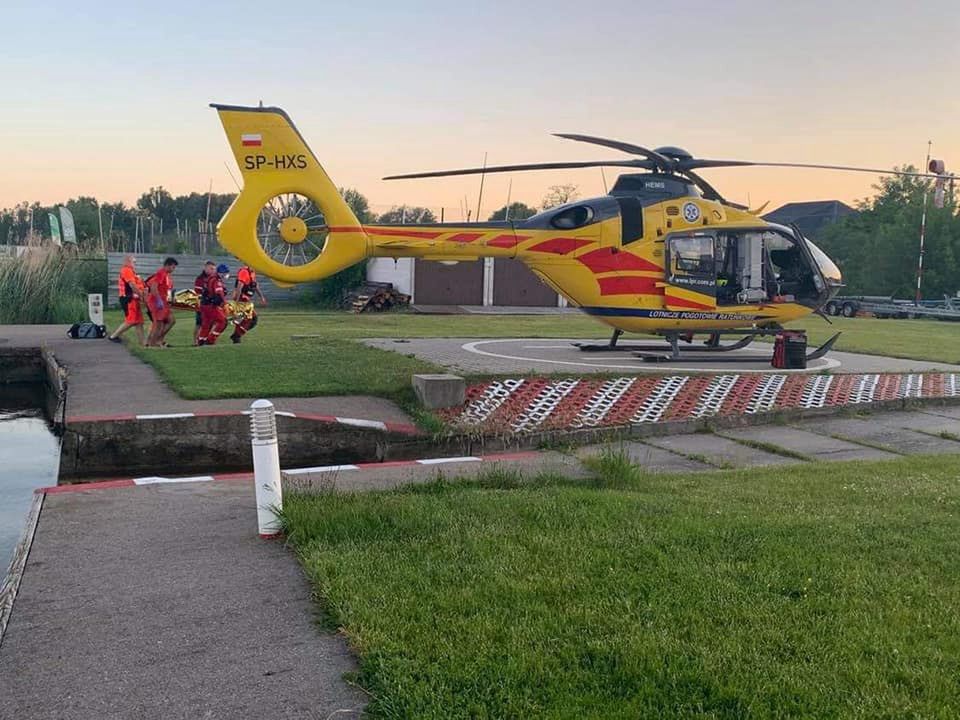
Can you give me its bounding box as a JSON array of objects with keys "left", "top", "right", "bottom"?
[{"left": 344, "top": 282, "right": 411, "bottom": 313}]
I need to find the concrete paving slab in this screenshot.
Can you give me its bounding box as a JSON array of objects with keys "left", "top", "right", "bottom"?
[
  {"left": 0, "top": 482, "right": 365, "bottom": 720},
  {"left": 869, "top": 410, "right": 960, "bottom": 436},
  {"left": 577, "top": 441, "right": 712, "bottom": 473},
  {"left": 283, "top": 451, "right": 590, "bottom": 492},
  {"left": 919, "top": 406, "right": 960, "bottom": 420},
  {"left": 720, "top": 425, "right": 897, "bottom": 462},
  {"left": 795, "top": 416, "right": 960, "bottom": 455},
  {"left": 577, "top": 442, "right": 716, "bottom": 473},
  {"left": 643, "top": 433, "right": 802, "bottom": 468}
]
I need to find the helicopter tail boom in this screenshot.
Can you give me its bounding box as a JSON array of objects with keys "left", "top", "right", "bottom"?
[{"left": 211, "top": 103, "right": 368, "bottom": 283}]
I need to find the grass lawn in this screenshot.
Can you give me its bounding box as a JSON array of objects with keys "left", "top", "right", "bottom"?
[
  {"left": 111, "top": 308, "right": 960, "bottom": 404},
  {"left": 786, "top": 316, "right": 960, "bottom": 366},
  {"left": 283, "top": 455, "right": 960, "bottom": 718},
  {"left": 112, "top": 308, "right": 605, "bottom": 403}
]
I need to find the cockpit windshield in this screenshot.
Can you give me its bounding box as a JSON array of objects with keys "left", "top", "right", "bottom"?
[{"left": 805, "top": 239, "right": 842, "bottom": 285}]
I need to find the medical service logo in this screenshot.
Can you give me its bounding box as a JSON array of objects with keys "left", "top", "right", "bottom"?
[{"left": 682, "top": 202, "right": 701, "bottom": 223}]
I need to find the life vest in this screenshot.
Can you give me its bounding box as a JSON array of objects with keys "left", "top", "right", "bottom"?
[
  {"left": 235, "top": 267, "right": 258, "bottom": 302},
  {"left": 118, "top": 266, "right": 143, "bottom": 309}
]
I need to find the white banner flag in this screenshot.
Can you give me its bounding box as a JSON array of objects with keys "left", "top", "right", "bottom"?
[{"left": 59, "top": 206, "right": 77, "bottom": 244}]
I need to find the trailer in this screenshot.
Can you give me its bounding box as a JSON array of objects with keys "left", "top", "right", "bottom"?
[{"left": 823, "top": 295, "right": 960, "bottom": 320}]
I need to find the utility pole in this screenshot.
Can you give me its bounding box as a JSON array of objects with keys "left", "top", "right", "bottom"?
[
  {"left": 916, "top": 140, "right": 932, "bottom": 305},
  {"left": 204, "top": 178, "right": 213, "bottom": 254},
  {"left": 97, "top": 201, "right": 104, "bottom": 253}
]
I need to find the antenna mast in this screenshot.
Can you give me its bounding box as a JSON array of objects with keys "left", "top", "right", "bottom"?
[
  {"left": 915, "top": 140, "right": 932, "bottom": 304},
  {"left": 475, "top": 152, "right": 488, "bottom": 222}
]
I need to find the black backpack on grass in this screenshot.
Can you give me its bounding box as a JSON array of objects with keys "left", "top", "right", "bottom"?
[{"left": 67, "top": 322, "right": 107, "bottom": 339}]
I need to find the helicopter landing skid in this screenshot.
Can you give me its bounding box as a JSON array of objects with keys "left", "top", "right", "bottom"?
[
  {"left": 632, "top": 330, "right": 841, "bottom": 364},
  {"left": 806, "top": 331, "right": 841, "bottom": 361},
  {"left": 575, "top": 329, "right": 757, "bottom": 355}
]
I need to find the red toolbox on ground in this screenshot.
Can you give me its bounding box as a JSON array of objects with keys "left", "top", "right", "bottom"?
[{"left": 772, "top": 331, "right": 807, "bottom": 369}]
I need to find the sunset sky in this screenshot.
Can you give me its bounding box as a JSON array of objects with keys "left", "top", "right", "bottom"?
[{"left": 2, "top": 0, "right": 958, "bottom": 218}]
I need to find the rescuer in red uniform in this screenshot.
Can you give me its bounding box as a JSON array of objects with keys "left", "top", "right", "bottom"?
[
  {"left": 197, "top": 263, "right": 229, "bottom": 346},
  {"left": 193, "top": 260, "right": 216, "bottom": 346},
  {"left": 146, "top": 257, "right": 178, "bottom": 347},
  {"left": 230, "top": 265, "right": 267, "bottom": 343},
  {"left": 108, "top": 254, "right": 146, "bottom": 346}
]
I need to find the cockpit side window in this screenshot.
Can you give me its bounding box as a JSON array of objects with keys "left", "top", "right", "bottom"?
[
  {"left": 614, "top": 196, "right": 644, "bottom": 244},
  {"left": 669, "top": 235, "right": 714, "bottom": 276}
]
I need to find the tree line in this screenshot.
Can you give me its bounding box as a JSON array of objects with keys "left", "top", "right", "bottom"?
[
  {"left": 6, "top": 172, "right": 955, "bottom": 299},
  {"left": 817, "top": 170, "right": 960, "bottom": 299},
  {"left": 0, "top": 190, "right": 238, "bottom": 254},
  {"left": 0, "top": 182, "right": 582, "bottom": 254}
]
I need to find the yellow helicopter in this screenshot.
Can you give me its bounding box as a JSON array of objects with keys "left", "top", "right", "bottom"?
[{"left": 211, "top": 103, "right": 952, "bottom": 359}]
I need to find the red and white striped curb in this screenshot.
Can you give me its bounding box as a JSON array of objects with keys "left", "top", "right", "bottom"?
[
  {"left": 36, "top": 452, "right": 540, "bottom": 495},
  {"left": 439, "top": 373, "right": 960, "bottom": 434},
  {"left": 65, "top": 409, "right": 420, "bottom": 435}
]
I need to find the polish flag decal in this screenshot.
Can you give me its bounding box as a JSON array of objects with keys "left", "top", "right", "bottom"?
[{"left": 241, "top": 133, "right": 262, "bottom": 147}]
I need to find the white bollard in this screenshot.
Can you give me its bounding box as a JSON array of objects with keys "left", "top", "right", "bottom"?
[
  {"left": 88, "top": 293, "right": 103, "bottom": 325},
  {"left": 249, "top": 399, "right": 283, "bottom": 539}
]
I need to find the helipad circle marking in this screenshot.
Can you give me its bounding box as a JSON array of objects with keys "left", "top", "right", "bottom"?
[{"left": 460, "top": 338, "right": 841, "bottom": 374}]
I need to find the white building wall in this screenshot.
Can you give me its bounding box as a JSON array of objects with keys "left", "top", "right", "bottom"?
[{"left": 366, "top": 257, "right": 414, "bottom": 297}]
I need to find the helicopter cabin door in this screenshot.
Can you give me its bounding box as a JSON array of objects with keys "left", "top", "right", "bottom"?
[{"left": 663, "top": 233, "right": 717, "bottom": 311}]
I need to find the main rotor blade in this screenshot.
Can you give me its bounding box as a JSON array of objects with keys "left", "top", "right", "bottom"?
[
  {"left": 682, "top": 169, "right": 747, "bottom": 209},
  {"left": 383, "top": 159, "right": 654, "bottom": 180},
  {"left": 553, "top": 133, "right": 674, "bottom": 168},
  {"left": 682, "top": 159, "right": 949, "bottom": 179},
  {"left": 678, "top": 169, "right": 726, "bottom": 203}
]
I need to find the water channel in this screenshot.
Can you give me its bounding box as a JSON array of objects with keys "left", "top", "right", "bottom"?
[{"left": 1, "top": 383, "right": 60, "bottom": 572}]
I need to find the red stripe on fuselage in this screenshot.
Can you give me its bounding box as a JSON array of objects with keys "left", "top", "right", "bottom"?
[
  {"left": 446, "top": 232, "right": 484, "bottom": 243},
  {"left": 597, "top": 276, "right": 665, "bottom": 296},
  {"left": 577, "top": 248, "right": 662, "bottom": 274},
  {"left": 666, "top": 294, "right": 715, "bottom": 310},
  {"left": 488, "top": 233, "right": 530, "bottom": 248},
  {"left": 361, "top": 227, "right": 445, "bottom": 239},
  {"left": 527, "top": 237, "right": 593, "bottom": 255}
]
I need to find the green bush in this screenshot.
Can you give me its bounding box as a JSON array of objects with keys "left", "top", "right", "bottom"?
[
  {"left": 0, "top": 249, "right": 105, "bottom": 324},
  {"left": 76, "top": 257, "right": 108, "bottom": 296}
]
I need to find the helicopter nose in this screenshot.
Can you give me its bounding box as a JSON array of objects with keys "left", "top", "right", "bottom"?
[{"left": 805, "top": 239, "right": 841, "bottom": 286}]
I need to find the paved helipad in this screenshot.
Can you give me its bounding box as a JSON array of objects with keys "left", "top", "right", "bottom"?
[{"left": 364, "top": 337, "right": 960, "bottom": 375}]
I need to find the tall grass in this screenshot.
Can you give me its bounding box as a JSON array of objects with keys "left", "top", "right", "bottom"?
[{"left": 0, "top": 248, "right": 105, "bottom": 324}]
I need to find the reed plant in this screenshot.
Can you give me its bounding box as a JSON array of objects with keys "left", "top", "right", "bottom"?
[{"left": 0, "top": 248, "right": 104, "bottom": 324}]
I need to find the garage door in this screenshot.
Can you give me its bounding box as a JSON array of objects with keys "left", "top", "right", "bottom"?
[
  {"left": 493, "top": 259, "right": 558, "bottom": 306},
  {"left": 414, "top": 260, "right": 484, "bottom": 305}
]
